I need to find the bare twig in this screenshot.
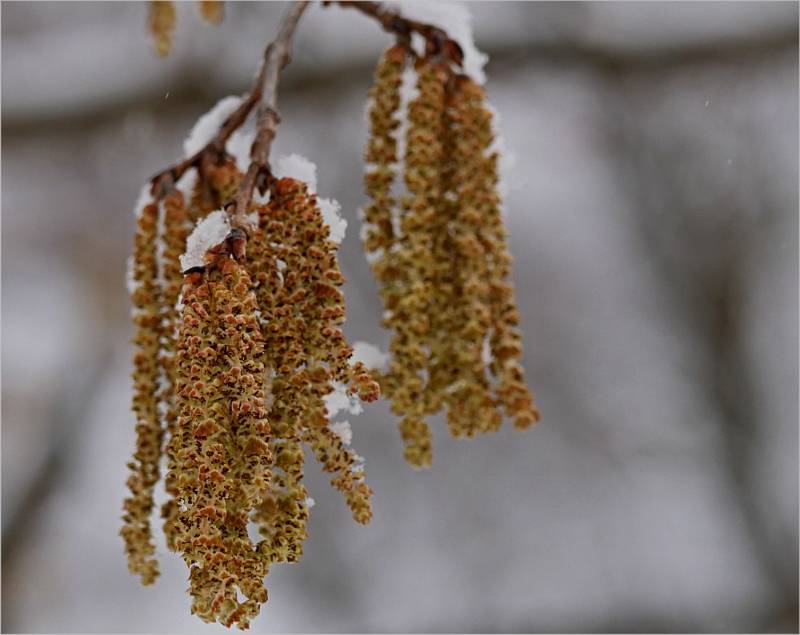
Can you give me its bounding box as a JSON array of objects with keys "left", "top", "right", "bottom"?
[
  {"left": 149, "top": 93, "right": 258, "bottom": 197},
  {"left": 330, "top": 1, "right": 463, "bottom": 64},
  {"left": 231, "top": 0, "right": 309, "bottom": 227},
  {"left": 149, "top": 1, "right": 310, "bottom": 215}
]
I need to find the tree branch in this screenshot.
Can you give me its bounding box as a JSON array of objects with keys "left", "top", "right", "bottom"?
[
  {"left": 231, "top": 0, "right": 309, "bottom": 227},
  {"left": 329, "top": 1, "right": 464, "bottom": 64},
  {"left": 149, "top": 0, "right": 310, "bottom": 218}
]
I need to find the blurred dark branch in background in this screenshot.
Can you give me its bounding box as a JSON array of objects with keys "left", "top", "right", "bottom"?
[
  {"left": 604, "top": 71, "right": 799, "bottom": 626},
  {"left": 3, "top": 24, "right": 796, "bottom": 135},
  {"left": 1, "top": 344, "right": 115, "bottom": 634}
]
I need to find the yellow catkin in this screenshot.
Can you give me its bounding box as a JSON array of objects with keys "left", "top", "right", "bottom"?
[
  {"left": 211, "top": 258, "right": 272, "bottom": 513},
  {"left": 198, "top": 0, "right": 224, "bottom": 25},
  {"left": 453, "top": 76, "right": 540, "bottom": 430},
  {"left": 149, "top": 1, "right": 176, "bottom": 57},
  {"left": 361, "top": 56, "right": 540, "bottom": 468},
  {"left": 248, "top": 194, "right": 311, "bottom": 563},
  {"left": 168, "top": 272, "right": 231, "bottom": 617},
  {"left": 247, "top": 178, "right": 379, "bottom": 532},
  {"left": 185, "top": 157, "right": 243, "bottom": 224},
  {"left": 362, "top": 44, "right": 407, "bottom": 259},
  {"left": 379, "top": 58, "right": 449, "bottom": 468},
  {"left": 436, "top": 75, "right": 502, "bottom": 438},
  {"left": 159, "top": 190, "right": 193, "bottom": 548},
  {"left": 207, "top": 258, "right": 271, "bottom": 629},
  {"left": 125, "top": 165, "right": 379, "bottom": 626},
  {"left": 168, "top": 265, "right": 270, "bottom": 630},
  {"left": 121, "top": 201, "right": 164, "bottom": 585}
]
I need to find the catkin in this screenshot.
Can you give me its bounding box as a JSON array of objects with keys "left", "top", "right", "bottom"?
[
  {"left": 362, "top": 44, "right": 407, "bottom": 259},
  {"left": 126, "top": 161, "right": 379, "bottom": 628},
  {"left": 121, "top": 201, "right": 165, "bottom": 585},
  {"left": 373, "top": 57, "right": 450, "bottom": 468},
  {"left": 168, "top": 268, "right": 269, "bottom": 629},
  {"left": 198, "top": 0, "right": 224, "bottom": 25},
  {"left": 250, "top": 178, "right": 378, "bottom": 525},
  {"left": 361, "top": 54, "right": 540, "bottom": 467},
  {"left": 148, "top": 1, "right": 176, "bottom": 57}
]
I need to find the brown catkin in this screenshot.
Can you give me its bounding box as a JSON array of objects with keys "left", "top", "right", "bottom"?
[
  {"left": 248, "top": 196, "right": 311, "bottom": 563},
  {"left": 211, "top": 258, "right": 272, "bottom": 513},
  {"left": 125, "top": 135, "right": 379, "bottom": 629},
  {"left": 437, "top": 75, "right": 502, "bottom": 438},
  {"left": 453, "top": 76, "right": 540, "bottom": 430},
  {"left": 361, "top": 57, "right": 540, "bottom": 468},
  {"left": 362, "top": 44, "right": 407, "bottom": 259},
  {"left": 159, "top": 190, "right": 193, "bottom": 547},
  {"left": 148, "top": 1, "right": 176, "bottom": 57},
  {"left": 198, "top": 0, "right": 224, "bottom": 25},
  {"left": 169, "top": 267, "right": 270, "bottom": 630},
  {"left": 121, "top": 202, "right": 164, "bottom": 585},
  {"left": 378, "top": 57, "right": 449, "bottom": 468},
  {"left": 253, "top": 178, "right": 378, "bottom": 524}
]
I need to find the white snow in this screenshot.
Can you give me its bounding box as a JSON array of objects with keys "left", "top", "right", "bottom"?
[
  {"left": 304, "top": 496, "right": 316, "bottom": 509},
  {"left": 318, "top": 197, "right": 347, "bottom": 244},
  {"left": 329, "top": 420, "right": 353, "bottom": 446},
  {"left": 243, "top": 210, "right": 259, "bottom": 229},
  {"left": 481, "top": 336, "right": 492, "bottom": 365},
  {"left": 132, "top": 183, "right": 152, "bottom": 218},
  {"left": 175, "top": 169, "right": 198, "bottom": 200},
  {"left": 179, "top": 210, "right": 231, "bottom": 271},
  {"left": 351, "top": 341, "right": 389, "bottom": 371},
  {"left": 228, "top": 127, "right": 254, "bottom": 173},
  {"left": 125, "top": 256, "right": 138, "bottom": 295},
  {"left": 350, "top": 453, "right": 366, "bottom": 474},
  {"left": 485, "top": 103, "right": 517, "bottom": 213},
  {"left": 324, "top": 381, "right": 364, "bottom": 419},
  {"left": 390, "top": 1, "right": 488, "bottom": 85},
  {"left": 274, "top": 153, "right": 318, "bottom": 192},
  {"left": 174, "top": 292, "right": 185, "bottom": 316},
  {"left": 274, "top": 153, "right": 347, "bottom": 244},
  {"left": 396, "top": 65, "right": 418, "bottom": 170},
  {"left": 183, "top": 95, "right": 243, "bottom": 157}
]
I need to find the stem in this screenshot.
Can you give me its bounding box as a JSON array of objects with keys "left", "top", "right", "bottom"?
[
  {"left": 330, "top": 1, "right": 463, "bottom": 63},
  {"left": 149, "top": 1, "right": 310, "bottom": 211},
  {"left": 231, "top": 0, "right": 310, "bottom": 227}
]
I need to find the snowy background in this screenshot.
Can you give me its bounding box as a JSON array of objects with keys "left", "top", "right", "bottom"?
[{"left": 2, "top": 1, "right": 797, "bottom": 633}]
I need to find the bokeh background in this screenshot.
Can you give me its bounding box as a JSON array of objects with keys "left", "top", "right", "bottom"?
[{"left": 2, "top": 2, "right": 798, "bottom": 633}]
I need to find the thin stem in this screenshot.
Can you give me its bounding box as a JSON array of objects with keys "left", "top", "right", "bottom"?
[
  {"left": 149, "top": 1, "right": 310, "bottom": 210},
  {"left": 231, "top": 0, "right": 310, "bottom": 227},
  {"left": 330, "top": 1, "right": 463, "bottom": 63}
]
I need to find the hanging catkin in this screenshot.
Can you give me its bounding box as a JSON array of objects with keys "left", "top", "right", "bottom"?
[
  {"left": 361, "top": 53, "right": 540, "bottom": 467},
  {"left": 375, "top": 56, "right": 450, "bottom": 468},
  {"left": 125, "top": 3, "right": 541, "bottom": 625},
  {"left": 148, "top": 1, "right": 176, "bottom": 57},
  {"left": 121, "top": 201, "right": 165, "bottom": 585},
  {"left": 452, "top": 75, "right": 540, "bottom": 431}
]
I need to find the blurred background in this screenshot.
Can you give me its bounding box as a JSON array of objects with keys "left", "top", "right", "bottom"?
[{"left": 2, "top": 1, "right": 797, "bottom": 633}]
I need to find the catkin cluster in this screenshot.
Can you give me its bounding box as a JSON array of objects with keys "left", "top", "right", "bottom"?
[
  {"left": 362, "top": 46, "right": 540, "bottom": 468},
  {"left": 123, "top": 156, "right": 378, "bottom": 628}
]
